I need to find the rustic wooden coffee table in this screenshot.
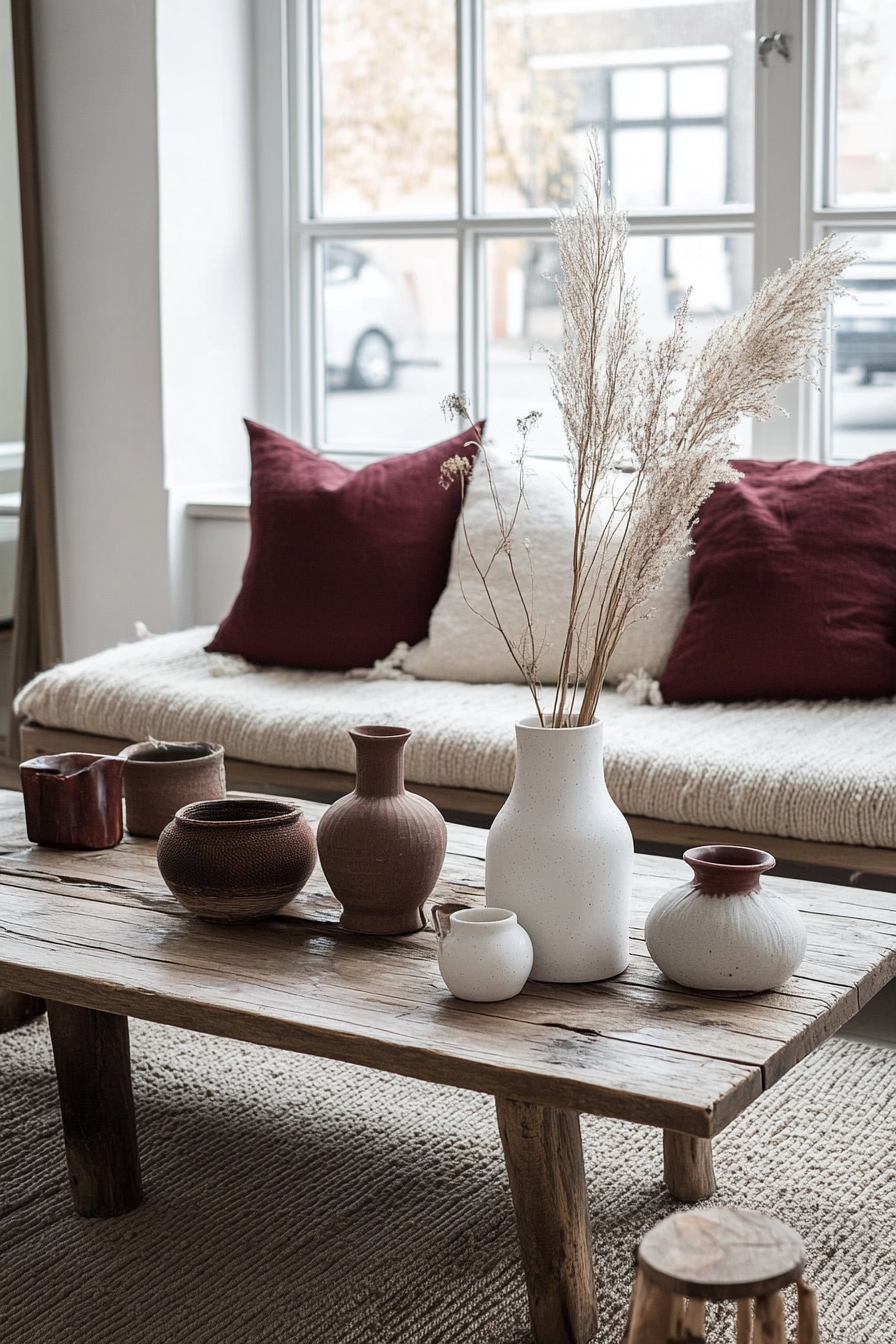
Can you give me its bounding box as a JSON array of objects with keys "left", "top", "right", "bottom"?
[{"left": 1, "top": 789, "right": 894, "bottom": 1344}]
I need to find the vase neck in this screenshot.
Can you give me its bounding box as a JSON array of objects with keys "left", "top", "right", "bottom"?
[
  {"left": 684, "top": 844, "right": 776, "bottom": 896},
  {"left": 349, "top": 726, "right": 410, "bottom": 798},
  {"left": 510, "top": 718, "right": 609, "bottom": 814}
]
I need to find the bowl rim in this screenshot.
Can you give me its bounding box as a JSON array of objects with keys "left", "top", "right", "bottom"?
[
  {"left": 120, "top": 740, "right": 224, "bottom": 766},
  {"left": 171, "top": 798, "right": 303, "bottom": 828}
]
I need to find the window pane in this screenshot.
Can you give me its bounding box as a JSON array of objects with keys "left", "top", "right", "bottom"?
[
  {"left": 669, "top": 127, "right": 727, "bottom": 207},
  {"left": 486, "top": 234, "right": 753, "bottom": 458},
  {"left": 484, "top": 0, "right": 754, "bottom": 212},
  {"left": 834, "top": 0, "right": 896, "bottom": 206},
  {"left": 830, "top": 234, "right": 896, "bottom": 462},
  {"left": 669, "top": 64, "right": 728, "bottom": 119},
  {"left": 323, "top": 239, "right": 457, "bottom": 449},
  {"left": 320, "top": 0, "right": 456, "bottom": 216},
  {"left": 612, "top": 68, "right": 666, "bottom": 121},
  {"left": 612, "top": 128, "right": 666, "bottom": 208}
]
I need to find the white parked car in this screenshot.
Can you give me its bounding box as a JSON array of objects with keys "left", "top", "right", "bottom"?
[
  {"left": 834, "top": 261, "right": 896, "bottom": 384},
  {"left": 324, "top": 244, "right": 404, "bottom": 390}
]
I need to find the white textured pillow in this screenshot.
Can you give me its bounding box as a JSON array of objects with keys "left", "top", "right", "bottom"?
[
  {"left": 404, "top": 454, "right": 573, "bottom": 683},
  {"left": 605, "top": 556, "right": 690, "bottom": 684},
  {"left": 404, "top": 451, "right": 690, "bottom": 685}
]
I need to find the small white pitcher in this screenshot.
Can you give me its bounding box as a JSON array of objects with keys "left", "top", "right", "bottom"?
[{"left": 431, "top": 903, "right": 534, "bottom": 1002}]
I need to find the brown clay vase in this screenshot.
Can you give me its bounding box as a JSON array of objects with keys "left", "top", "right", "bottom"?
[
  {"left": 156, "top": 797, "right": 317, "bottom": 923},
  {"left": 20, "top": 753, "right": 125, "bottom": 849},
  {"left": 119, "top": 739, "right": 226, "bottom": 838},
  {"left": 316, "top": 725, "right": 447, "bottom": 935}
]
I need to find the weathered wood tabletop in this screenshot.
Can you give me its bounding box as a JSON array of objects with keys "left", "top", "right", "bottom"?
[{"left": 1, "top": 788, "right": 894, "bottom": 1344}]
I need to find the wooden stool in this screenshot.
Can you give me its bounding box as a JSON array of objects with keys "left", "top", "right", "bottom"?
[{"left": 623, "top": 1207, "right": 819, "bottom": 1344}]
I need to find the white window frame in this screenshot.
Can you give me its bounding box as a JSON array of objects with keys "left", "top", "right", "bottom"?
[
  {"left": 252, "top": 0, "right": 896, "bottom": 464},
  {"left": 811, "top": 0, "right": 896, "bottom": 460}
]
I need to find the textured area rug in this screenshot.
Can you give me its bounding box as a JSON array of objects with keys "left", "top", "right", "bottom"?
[{"left": 1, "top": 1020, "right": 894, "bottom": 1344}]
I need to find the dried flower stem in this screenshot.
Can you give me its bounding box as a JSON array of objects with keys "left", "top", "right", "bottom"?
[{"left": 440, "top": 405, "right": 548, "bottom": 718}]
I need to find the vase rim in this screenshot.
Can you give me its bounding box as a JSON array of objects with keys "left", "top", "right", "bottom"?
[
  {"left": 349, "top": 724, "right": 412, "bottom": 741},
  {"left": 515, "top": 713, "right": 603, "bottom": 731},
  {"left": 452, "top": 907, "right": 517, "bottom": 928},
  {"left": 684, "top": 844, "right": 776, "bottom": 872}
]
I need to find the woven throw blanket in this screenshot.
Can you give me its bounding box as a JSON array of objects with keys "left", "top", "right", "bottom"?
[{"left": 15, "top": 626, "right": 896, "bottom": 848}]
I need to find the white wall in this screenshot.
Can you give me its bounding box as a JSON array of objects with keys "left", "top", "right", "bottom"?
[
  {"left": 156, "top": 0, "right": 259, "bottom": 628},
  {"left": 0, "top": 1, "right": 26, "bottom": 444},
  {"left": 190, "top": 509, "right": 250, "bottom": 626},
  {"left": 29, "top": 0, "right": 261, "bottom": 658},
  {"left": 32, "top": 0, "right": 172, "bottom": 661}
]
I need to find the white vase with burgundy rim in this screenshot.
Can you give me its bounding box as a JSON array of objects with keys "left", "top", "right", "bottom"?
[
  {"left": 485, "top": 715, "right": 633, "bottom": 983},
  {"left": 644, "top": 845, "right": 807, "bottom": 993}
]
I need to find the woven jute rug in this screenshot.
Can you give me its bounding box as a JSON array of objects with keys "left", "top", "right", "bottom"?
[{"left": 1, "top": 1019, "right": 893, "bottom": 1344}]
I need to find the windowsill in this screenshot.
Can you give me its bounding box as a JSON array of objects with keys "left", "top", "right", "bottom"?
[
  {"left": 186, "top": 500, "right": 249, "bottom": 521},
  {"left": 183, "top": 450, "right": 396, "bottom": 520},
  {"left": 183, "top": 455, "right": 629, "bottom": 521}
]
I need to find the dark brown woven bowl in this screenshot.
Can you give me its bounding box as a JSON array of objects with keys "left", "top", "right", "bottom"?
[{"left": 156, "top": 798, "right": 317, "bottom": 923}]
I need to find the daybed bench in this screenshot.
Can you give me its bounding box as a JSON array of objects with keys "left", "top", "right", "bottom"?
[
  {"left": 15, "top": 624, "right": 896, "bottom": 879},
  {"left": 15, "top": 427, "right": 896, "bottom": 882}
]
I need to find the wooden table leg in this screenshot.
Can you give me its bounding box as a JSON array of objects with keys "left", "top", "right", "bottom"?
[
  {"left": 495, "top": 1096, "right": 598, "bottom": 1344},
  {"left": 46, "top": 1000, "right": 143, "bottom": 1217},
  {"left": 0, "top": 989, "right": 45, "bottom": 1033},
  {"left": 662, "top": 1131, "right": 716, "bottom": 1202}
]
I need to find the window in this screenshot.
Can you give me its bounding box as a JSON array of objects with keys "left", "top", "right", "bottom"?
[{"left": 255, "top": 1, "right": 896, "bottom": 463}]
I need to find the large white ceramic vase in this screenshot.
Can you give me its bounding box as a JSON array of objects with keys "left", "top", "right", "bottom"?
[{"left": 485, "top": 715, "right": 633, "bottom": 982}]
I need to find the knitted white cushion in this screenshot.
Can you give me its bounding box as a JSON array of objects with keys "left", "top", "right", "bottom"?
[{"left": 403, "top": 452, "right": 689, "bottom": 685}]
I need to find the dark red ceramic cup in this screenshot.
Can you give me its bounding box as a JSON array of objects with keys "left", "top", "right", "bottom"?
[{"left": 19, "top": 753, "right": 125, "bottom": 849}]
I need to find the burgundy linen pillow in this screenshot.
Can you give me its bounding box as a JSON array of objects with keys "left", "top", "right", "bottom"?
[
  {"left": 207, "top": 420, "right": 479, "bottom": 670},
  {"left": 660, "top": 455, "right": 896, "bottom": 703}
]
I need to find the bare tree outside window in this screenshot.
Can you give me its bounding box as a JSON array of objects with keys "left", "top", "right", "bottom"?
[{"left": 321, "top": 0, "right": 457, "bottom": 216}]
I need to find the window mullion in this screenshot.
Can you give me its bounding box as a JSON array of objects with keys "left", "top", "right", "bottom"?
[
  {"left": 753, "top": 0, "right": 811, "bottom": 459},
  {"left": 457, "top": 0, "right": 483, "bottom": 421},
  {"left": 291, "top": 0, "right": 319, "bottom": 445},
  {"left": 254, "top": 0, "right": 292, "bottom": 435},
  {"left": 816, "top": 0, "right": 836, "bottom": 214},
  {"left": 457, "top": 0, "right": 477, "bottom": 222},
  {"left": 754, "top": 0, "right": 811, "bottom": 278}
]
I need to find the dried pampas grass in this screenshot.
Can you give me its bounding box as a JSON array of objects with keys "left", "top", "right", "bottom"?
[{"left": 443, "top": 136, "right": 860, "bottom": 727}]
